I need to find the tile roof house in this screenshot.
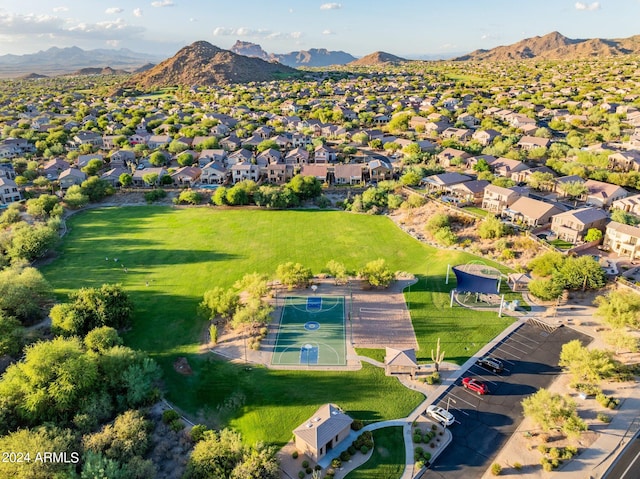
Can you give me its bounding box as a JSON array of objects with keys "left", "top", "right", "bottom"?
[
  {"left": 200, "top": 161, "right": 228, "bottom": 184},
  {"left": 550, "top": 207, "right": 609, "bottom": 243},
  {"left": 100, "top": 166, "right": 129, "bottom": 187},
  {"left": 603, "top": 221, "right": 640, "bottom": 260},
  {"left": 422, "top": 172, "right": 472, "bottom": 192},
  {"left": 472, "top": 129, "right": 501, "bottom": 146},
  {"left": 611, "top": 193, "right": 640, "bottom": 216},
  {"left": 132, "top": 167, "right": 169, "bottom": 187},
  {"left": 171, "top": 166, "right": 202, "bottom": 186},
  {"left": 384, "top": 348, "right": 419, "bottom": 378},
  {"left": 436, "top": 148, "right": 472, "bottom": 168},
  {"left": 231, "top": 162, "right": 260, "bottom": 183},
  {"left": 481, "top": 184, "right": 524, "bottom": 213},
  {"left": 487, "top": 157, "right": 529, "bottom": 178},
  {"left": 449, "top": 179, "right": 490, "bottom": 204},
  {"left": 0, "top": 177, "right": 21, "bottom": 205},
  {"left": 608, "top": 151, "right": 640, "bottom": 172},
  {"left": 333, "top": 164, "right": 363, "bottom": 185},
  {"left": 503, "top": 197, "right": 564, "bottom": 227},
  {"left": 293, "top": 404, "right": 353, "bottom": 463},
  {"left": 58, "top": 168, "right": 87, "bottom": 189},
  {"left": 517, "top": 136, "right": 551, "bottom": 150},
  {"left": 584, "top": 179, "right": 628, "bottom": 208},
  {"left": 300, "top": 165, "right": 328, "bottom": 182}
]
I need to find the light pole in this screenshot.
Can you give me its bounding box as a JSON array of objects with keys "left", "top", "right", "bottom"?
[{"left": 446, "top": 397, "right": 456, "bottom": 412}]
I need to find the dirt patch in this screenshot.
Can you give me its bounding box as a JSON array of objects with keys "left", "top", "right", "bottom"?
[{"left": 173, "top": 357, "right": 193, "bottom": 375}]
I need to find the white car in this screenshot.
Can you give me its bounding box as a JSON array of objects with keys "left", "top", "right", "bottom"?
[{"left": 426, "top": 405, "right": 455, "bottom": 426}]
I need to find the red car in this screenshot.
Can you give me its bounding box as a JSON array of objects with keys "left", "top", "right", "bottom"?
[{"left": 462, "top": 377, "right": 489, "bottom": 395}]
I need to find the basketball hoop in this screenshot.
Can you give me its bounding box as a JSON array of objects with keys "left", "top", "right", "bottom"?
[{"left": 311, "top": 285, "right": 318, "bottom": 294}]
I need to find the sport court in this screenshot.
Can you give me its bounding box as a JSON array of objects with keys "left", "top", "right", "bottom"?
[{"left": 271, "top": 296, "right": 346, "bottom": 366}]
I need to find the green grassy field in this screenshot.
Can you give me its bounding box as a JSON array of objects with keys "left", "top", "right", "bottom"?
[
  {"left": 42, "top": 206, "right": 514, "bottom": 442},
  {"left": 344, "top": 427, "right": 405, "bottom": 479}
]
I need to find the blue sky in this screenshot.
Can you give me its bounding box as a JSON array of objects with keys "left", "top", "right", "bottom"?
[{"left": 0, "top": 1, "right": 638, "bottom": 58}]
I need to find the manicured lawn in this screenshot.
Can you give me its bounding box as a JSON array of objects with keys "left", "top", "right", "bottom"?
[
  {"left": 345, "top": 427, "right": 406, "bottom": 479},
  {"left": 355, "top": 348, "right": 386, "bottom": 363},
  {"left": 463, "top": 206, "right": 489, "bottom": 217},
  {"left": 548, "top": 238, "right": 573, "bottom": 250},
  {"left": 42, "top": 206, "right": 514, "bottom": 441}
]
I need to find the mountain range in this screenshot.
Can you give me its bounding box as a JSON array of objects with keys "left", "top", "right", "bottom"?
[
  {"left": 454, "top": 31, "right": 640, "bottom": 61},
  {"left": 129, "top": 41, "right": 298, "bottom": 89},
  {"left": 230, "top": 40, "right": 356, "bottom": 67},
  {"left": 0, "top": 46, "right": 163, "bottom": 78}
]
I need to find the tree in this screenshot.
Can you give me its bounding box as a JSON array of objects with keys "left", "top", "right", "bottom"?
[
  {"left": 521, "top": 389, "right": 587, "bottom": 439},
  {"left": 595, "top": 289, "right": 640, "bottom": 329},
  {"left": 559, "top": 340, "right": 616, "bottom": 383},
  {"left": 200, "top": 287, "right": 240, "bottom": 320},
  {"left": 276, "top": 262, "right": 313, "bottom": 289},
  {"left": 184, "top": 429, "right": 244, "bottom": 479},
  {"left": 177, "top": 152, "right": 195, "bottom": 166},
  {"left": 556, "top": 256, "right": 605, "bottom": 291},
  {"left": 359, "top": 258, "right": 394, "bottom": 288},
  {"left": 584, "top": 228, "right": 603, "bottom": 242},
  {"left": 84, "top": 326, "right": 123, "bottom": 353},
  {"left": 119, "top": 172, "right": 133, "bottom": 187},
  {"left": 400, "top": 169, "right": 422, "bottom": 186},
  {"left": 0, "top": 425, "right": 78, "bottom": 479},
  {"left": 326, "top": 260, "right": 348, "bottom": 284},
  {"left": 212, "top": 186, "right": 228, "bottom": 206},
  {"left": 84, "top": 409, "right": 152, "bottom": 463},
  {"left": 234, "top": 272, "right": 270, "bottom": 300},
  {"left": 81, "top": 158, "right": 104, "bottom": 176},
  {"left": 528, "top": 278, "right": 563, "bottom": 300},
  {"left": 7, "top": 222, "right": 58, "bottom": 262},
  {"left": 478, "top": 215, "right": 509, "bottom": 239},
  {"left": 26, "top": 194, "right": 61, "bottom": 218},
  {"left": 0, "top": 262, "right": 51, "bottom": 324},
  {"left": 528, "top": 251, "right": 564, "bottom": 277},
  {"left": 82, "top": 176, "right": 115, "bottom": 202},
  {"left": 256, "top": 139, "right": 279, "bottom": 153},
  {"left": 526, "top": 171, "right": 555, "bottom": 191},
  {"left": 433, "top": 226, "right": 458, "bottom": 246},
  {"left": 610, "top": 208, "right": 640, "bottom": 226},
  {"left": 142, "top": 173, "right": 159, "bottom": 186},
  {"left": 425, "top": 213, "right": 450, "bottom": 233},
  {"left": 231, "top": 297, "right": 273, "bottom": 329},
  {"left": 473, "top": 158, "right": 490, "bottom": 172},
  {"left": 178, "top": 190, "right": 203, "bottom": 205},
  {"left": 0, "top": 336, "right": 98, "bottom": 426},
  {"left": 230, "top": 444, "right": 280, "bottom": 479},
  {"left": 286, "top": 175, "right": 322, "bottom": 200},
  {"left": 64, "top": 184, "right": 90, "bottom": 208},
  {"left": 558, "top": 180, "right": 588, "bottom": 200},
  {"left": 0, "top": 312, "right": 24, "bottom": 356},
  {"left": 51, "top": 283, "right": 133, "bottom": 336},
  {"left": 148, "top": 151, "right": 167, "bottom": 166}
]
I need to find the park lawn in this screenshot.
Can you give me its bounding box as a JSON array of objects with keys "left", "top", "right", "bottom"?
[
  {"left": 345, "top": 427, "right": 405, "bottom": 479},
  {"left": 42, "top": 206, "right": 514, "bottom": 440},
  {"left": 355, "top": 348, "right": 386, "bottom": 363},
  {"left": 164, "top": 358, "right": 423, "bottom": 447}
]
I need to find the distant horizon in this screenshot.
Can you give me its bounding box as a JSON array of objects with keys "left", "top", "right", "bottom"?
[{"left": 1, "top": 1, "right": 638, "bottom": 58}]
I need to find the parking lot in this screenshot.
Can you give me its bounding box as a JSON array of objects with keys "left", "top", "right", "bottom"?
[{"left": 426, "top": 320, "right": 592, "bottom": 479}]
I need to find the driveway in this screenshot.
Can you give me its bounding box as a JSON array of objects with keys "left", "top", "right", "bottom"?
[{"left": 425, "top": 321, "right": 592, "bottom": 479}]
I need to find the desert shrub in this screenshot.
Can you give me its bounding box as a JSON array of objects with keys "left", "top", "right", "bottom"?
[
  {"left": 301, "top": 460, "right": 309, "bottom": 468},
  {"left": 306, "top": 467, "right": 312, "bottom": 474},
  {"left": 162, "top": 409, "right": 180, "bottom": 424},
  {"left": 491, "top": 463, "right": 502, "bottom": 475},
  {"left": 190, "top": 424, "right": 207, "bottom": 443},
  {"left": 413, "top": 434, "right": 422, "bottom": 443},
  {"left": 331, "top": 458, "right": 341, "bottom": 468},
  {"left": 513, "top": 462, "right": 522, "bottom": 470},
  {"left": 348, "top": 445, "right": 356, "bottom": 455},
  {"left": 563, "top": 446, "right": 578, "bottom": 459},
  {"left": 351, "top": 419, "right": 364, "bottom": 431},
  {"left": 340, "top": 451, "right": 351, "bottom": 461},
  {"left": 169, "top": 419, "right": 184, "bottom": 432},
  {"left": 537, "top": 444, "right": 548, "bottom": 454},
  {"left": 596, "top": 393, "right": 620, "bottom": 409},
  {"left": 549, "top": 447, "right": 560, "bottom": 459},
  {"left": 298, "top": 471, "right": 305, "bottom": 479},
  {"left": 144, "top": 188, "right": 166, "bottom": 203},
  {"left": 541, "top": 458, "right": 553, "bottom": 472},
  {"left": 292, "top": 451, "right": 299, "bottom": 459},
  {"left": 360, "top": 445, "right": 368, "bottom": 454}
]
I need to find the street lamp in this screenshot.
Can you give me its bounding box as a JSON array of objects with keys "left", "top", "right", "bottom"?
[{"left": 446, "top": 397, "right": 456, "bottom": 412}]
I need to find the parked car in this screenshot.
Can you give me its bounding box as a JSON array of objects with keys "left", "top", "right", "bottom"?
[
  {"left": 462, "top": 377, "right": 489, "bottom": 395},
  {"left": 426, "top": 405, "right": 455, "bottom": 426},
  {"left": 476, "top": 356, "right": 504, "bottom": 373}
]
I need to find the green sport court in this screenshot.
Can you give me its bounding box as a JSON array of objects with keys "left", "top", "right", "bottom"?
[{"left": 272, "top": 296, "right": 347, "bottom": 366}]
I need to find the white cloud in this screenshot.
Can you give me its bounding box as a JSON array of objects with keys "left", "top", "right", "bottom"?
[
  {"left": 480, "top": 33, "right": 499, "bottom": 40},
  {"left": 133, "top": 8, "right": 143, "bottom": 17},
  {"left": 151, "top": 0, "right": 174, "bottom": 7},
  {"left": 213, "top": 26, "right": 301, "bottom": 40},
  {"left": 322, "top": 29, "right": 335, "bottom": 35},
  {"left": 575, "top": 2, "right": 600, "bottom": 10},
  {"left": 106, "top": 39, "right": 120, "bottom": 47},
  {"left": 320, "top": 3, "right": 342, "bottom": 10},
  {"left": 52, "top": 6, "right": 68, "bottom": 13},
  {"left": 0, "top": 13, "right": 65, "bottom": 35},
  {"left": 105, "top": 7, "right": 124, "bottom": 14}
]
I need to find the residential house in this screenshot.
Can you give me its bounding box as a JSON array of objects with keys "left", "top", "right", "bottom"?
[
  {"left": 42, "top": 158, "right": 70, "bottom": 179},
  {"left": 293, "top": 404, "right": 353, "bottom": 463},
  {"left": 314, "top": 145, "right": 337, "bottom": 163},
  {"left": 256, "top": 148, "right": 282, "bottom": 166},
  {"left": 487, "top": 157, "right": 528, "bottom": 178},
  {"left": 436, "top": 148, "right": 472, "bottom": 168},
  {"left": 449, "top": 179, "right": 490, "bottom": 204},
  {"left": 554, "top": 175, "right": 586, "bottom": 195},
  {"left": 0, "top": 163, "right": 16, "bottom": 180},
  {"left": 517, "top": 136, "right": 551, "bottom": 151},
  {"left": 77, "top": 154, "right": 103, "bottom": 169},
  {"left": 72, "top": 131, "right": 103, "bottom": 149},
  {"left": 220, "top": 135, "right": 242, "bottom": 151},
  {"left": 608, "top": 151, "right": 640, "bottom": 172},
  {"left": 502, "top": 197, "right": 563, "bottom": 227},
  {"left": 584, "top": 179, "right": 628, "bottom": 208},
  {"left": 511, "top": 166, "right": 556, "bottom": 186},
  {"left": 265, "top": 163, "right": 292, "bottom": 184},
  {"left": 300, "top": 165, "right": 328, "bottom": 183},
  {"left": 200, "top": 161, "right": 228, "bottom": 184},
  {"left": 409, "top": 116, "right": 429, "bottom": 130},
  {"left": 384, "top": 348, "right": 419, "bottom": 378},
  {"left": 231, "top": 162, "right": 260, "bottom": 183},
  {"left": 333, "top": 164, "right": 363, "bottom": 185},
  {"left": 109, "top": 150, "right": 135, "bottom": 167},
  {"left": 227, "top": 149, "right": 254, "bottom": 167},
  {"left": 611, "top": 194, "right": 640, "bottom": 216},
  {"left": 131, "top": 167, "right": 169, "bottom": 187},
  {"left": 284, "top": 147, "right": 310, "bottom": 166},
  {"left": 147, "top": 135, "right": 171, "bottom": 150},
  {"left": 422, "top": 172, "right": 471, "bottom": 192},
  {"left": 482, "top": 184, "right": 524, "bottom": 213},
  {"left": 198, "top": 149, "right": 227, "bottom": 167},
  {"left": 171, "top": 166, "right": 202, "bottom": 186},
  {"left": 100, "top": 167, "right": 129, "bottom": 187},
  {"left": 457, "top": 114, "right": 480, "bottom": 128},
  {"left": 550, "top": 207, "right": 609, "bottom": 243},
  {"left": 0, "top": 177, "right": 21, "bottom": 205},
  {"left": 367, "top": 159, "right": 393, "bottom": 182},
  {"left": 58, "top": 168, "right": 87, "bottom": 189},
  {"left": 441, "top": 127, "right": 472, "bottom": 142},
  {"left": 472, "top": 129, "right": 501, "bottom": 146},
  {"left": 603, "top": 221, "right": 640, "bottom": 260}
]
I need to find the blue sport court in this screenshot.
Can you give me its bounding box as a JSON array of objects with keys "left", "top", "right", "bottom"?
[{"left": 271, "top": 296, "right": 346, "bottom": 366}]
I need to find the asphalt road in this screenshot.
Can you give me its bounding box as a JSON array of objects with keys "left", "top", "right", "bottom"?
[
  {"left": 602, "top": 430, "right": 640, "bottom": 479},
  {"left": 425, "top": 321, "right": 592, "bottom": 479}
]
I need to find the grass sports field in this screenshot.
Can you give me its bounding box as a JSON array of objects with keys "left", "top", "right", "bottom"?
[{"left": 42, "top": 206, "right": 515, "bottom": 443}]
